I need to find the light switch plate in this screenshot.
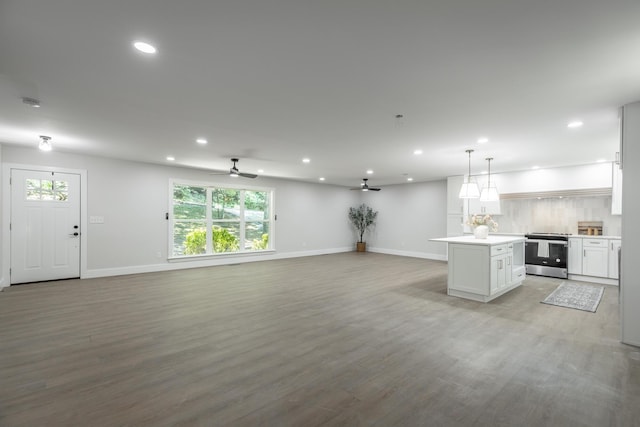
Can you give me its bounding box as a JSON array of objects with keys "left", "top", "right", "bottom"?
[{"left": 90, "top": 216, "right": 104, "bottom": 224}]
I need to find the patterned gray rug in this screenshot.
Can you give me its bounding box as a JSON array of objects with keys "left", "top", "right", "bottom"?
[{"left": 541, "top": 282, "right": 605, "bottom": 313}]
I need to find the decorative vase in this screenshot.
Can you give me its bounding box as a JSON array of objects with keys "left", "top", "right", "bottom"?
[
  {"left": 473, "top": 225, "right": 489, "bottom": 239},
  {"left": 356, "top": 242, "right": 366, "bottom": 252}
]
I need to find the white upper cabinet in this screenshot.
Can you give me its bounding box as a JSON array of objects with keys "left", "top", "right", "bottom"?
[
  {"left": 468, "top": 197, "right": 501, "bottom": 216},
  {"left": 489, "top": 163, "right": 612, "bottom": 195}
]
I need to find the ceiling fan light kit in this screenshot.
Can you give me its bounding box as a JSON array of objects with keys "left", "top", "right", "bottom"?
[
  {"left": 211, "top": 158, "right": 258, "bottom": 179},
  {"left": 350, "top": 178, "right": 381, "bottom": 192}
]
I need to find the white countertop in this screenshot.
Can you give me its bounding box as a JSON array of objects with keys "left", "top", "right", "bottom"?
[
  {"left": 569, "top": 234, "right": 621, "bottom": 239},
  {"left": 430, "top": 235, "right": 525, "bottom": 245}
]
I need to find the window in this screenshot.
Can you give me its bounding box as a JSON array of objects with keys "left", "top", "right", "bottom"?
[
  {"left": 26, "top": 179, "right": 69, "bottom": 201},
  {"left": 171, "top": 181, "right": 272, "bottom": 257}
]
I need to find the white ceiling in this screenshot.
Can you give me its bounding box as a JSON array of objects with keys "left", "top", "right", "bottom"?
[{"left": 1, "top": 0, "right": 639, "bottom": 187}]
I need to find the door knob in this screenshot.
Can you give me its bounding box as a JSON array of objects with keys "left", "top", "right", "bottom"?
[{"left": 69, "top": 232, "right": 79, "bottom": 236}]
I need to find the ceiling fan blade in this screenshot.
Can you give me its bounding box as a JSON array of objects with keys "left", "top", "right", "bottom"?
[
  {"left": 369, "top": 188, "right": 381, "bottom": 191},
  {"left": 238, "top": 172, "right": 258, "bottom": 179}
]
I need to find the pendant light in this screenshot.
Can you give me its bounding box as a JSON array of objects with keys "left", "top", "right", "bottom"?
[
  {"left": 480, "top": 157, "right": 500, "bottom": 201},
  {"left": 459, "top": 149, "right": 480, "bottom": 199}
]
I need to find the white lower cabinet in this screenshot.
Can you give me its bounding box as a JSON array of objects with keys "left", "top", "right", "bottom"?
[
  {"left": 568, "top": 237, "right": 621, "bottom": 284},
  {"left": 608, "top": 239, "right": 622, "bottom": 280},
  {"left": 490, "top": 244, "right": 511, "bottom": 293},
  {"left": 582, "top": 239, "right": 609, "bottom": 278},
  {"left": 568, "top": 237, "right": 583, "bottom": 275}
]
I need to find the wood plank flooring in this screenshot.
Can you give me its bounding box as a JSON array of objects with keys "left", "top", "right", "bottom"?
[{"left": 1, "top": 253, "right": 639, "bottom": 426}]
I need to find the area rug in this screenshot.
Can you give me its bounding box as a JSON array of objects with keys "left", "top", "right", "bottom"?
[{"left": 541, "top": 282, "right": 604, "bottom": 313}]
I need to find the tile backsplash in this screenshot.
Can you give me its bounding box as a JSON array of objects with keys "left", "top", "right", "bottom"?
[{"left": 496, "top": 196, "right": 621, "bottom": 236}]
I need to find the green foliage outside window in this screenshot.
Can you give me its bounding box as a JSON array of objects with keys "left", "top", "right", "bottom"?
[
  {"left": 173, "top": 183, "right": 271, "bottom": 256},
  {"left": 251, "top": 233, "right": 269, "bottom": 250},
  {"left": 184, "top": 227, "right": 241, "bottom": 254}
]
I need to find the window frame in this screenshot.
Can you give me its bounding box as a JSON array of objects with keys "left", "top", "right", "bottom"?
[{"left": 168, "top": 179, "right": 275, "bottom": 260}]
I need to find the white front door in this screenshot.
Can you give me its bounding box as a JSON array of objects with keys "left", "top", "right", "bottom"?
[{"left": 10, "top": 169, "right": 81, "bottom": 284}]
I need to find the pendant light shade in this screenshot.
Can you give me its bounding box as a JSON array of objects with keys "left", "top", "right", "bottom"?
[
  {"left": 459, "top": 149, "right": 480, "bottom": 199},
  {"left": 480, "top": 157, "right": 500, "bottom": 201}
]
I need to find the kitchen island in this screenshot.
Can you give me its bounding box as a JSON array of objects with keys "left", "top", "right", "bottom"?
[{"left": 431, "top": 235, "right": 526, "bottom": 302}]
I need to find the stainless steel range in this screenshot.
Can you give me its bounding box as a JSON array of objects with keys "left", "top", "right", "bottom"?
[{"left": 524, "top": 233, "right": 569, "bottom": 279}]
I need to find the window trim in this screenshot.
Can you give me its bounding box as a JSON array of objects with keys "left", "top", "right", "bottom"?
[{"left": 168, "top": 178, "right": 275, "bottom": 259}]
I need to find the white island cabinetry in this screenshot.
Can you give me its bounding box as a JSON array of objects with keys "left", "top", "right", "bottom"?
[{"left": 431, "top": 236, "right": 526, "bottom": 302}]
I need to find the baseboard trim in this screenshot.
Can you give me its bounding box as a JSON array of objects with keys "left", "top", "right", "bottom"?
[
  {"left": 82, "top": 247, "right": 353, "bottom": 279},
  {"left": 368, "top": 247, "right": 447, "bottom": 262},
  {"left": 568, "top": 274, "right": 619, "bottom": 286}
]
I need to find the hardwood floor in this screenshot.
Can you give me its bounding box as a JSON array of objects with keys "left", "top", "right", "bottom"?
[{"left": 1, "top": 253, "right": 638, "bottom": 426}]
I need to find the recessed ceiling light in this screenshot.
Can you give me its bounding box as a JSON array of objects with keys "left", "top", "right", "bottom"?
[
  {"left": 366, "top": 170, "right": 373, "bottom": 175},
  {"left": 596, "top": 158, "right": 606, "bottom": 163},
  {"left": 567, "top": 121, "right": 583, "bottom": 128},
  {"left": 133, "top": 41, "right": 157, "bottom": 54},
  {"left": 413, "top": 149, "right": 423, "bottom": 155},
  {"left": 166, "top": 156, "right": 175, "bottom": 161},
  {"left": 319, "top": 177, "right": 325, "bottom": 181},
  {"left": 258, "top": 169, "right": 264, "bottom": 173},
  {"left": 477, "top": 137, "right": 489, "bottom": 144},
  {"left": 532, "top": 165, "right": 540, "bottom": 170},
  {"left": 302, "top": 158, "right": 310, "bottom": 163},
  {"left": 196, "top": 138, "right": 207, "bottom": 144},
  {"left": 407, "top": 177, "right": 413, "bottom": 182}
]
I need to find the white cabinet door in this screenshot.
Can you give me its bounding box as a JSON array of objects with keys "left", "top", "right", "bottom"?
[
  {"left": 468, "top": 198, "right": 501, "bottom": 216},
  {"left": 568, "top": 238, "right": 583, "bottom": 274},
  {"left": 505, "top": 254, "right": 513, "bottom": 286},
  {"left": 583, "top": 239, "right": 609, "bottom": 278},
  {"left": 609, "top": 239, "right": 622, "bottom": 280},
  {"left": 490, "top": 254, "right": 508, "bottom": 293}
]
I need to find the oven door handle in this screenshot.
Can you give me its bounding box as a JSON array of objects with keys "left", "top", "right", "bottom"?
[{"left": 526, "top": 239, "right": 568, "bottom": 247}]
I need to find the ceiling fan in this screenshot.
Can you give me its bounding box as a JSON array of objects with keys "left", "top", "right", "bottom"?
[
  {"left": 211, "top": 158, "right": 258, "bottom": 179},
  {"left": 350, "top": 178, "right": 381, "bottom": 191}
]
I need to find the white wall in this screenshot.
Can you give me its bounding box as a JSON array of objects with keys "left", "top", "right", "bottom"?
[
  {"left": 358, "top": 180, "right": 448, "bottom": 260},
  {"left": 1, "top": 145, "right": 449, "bottom": 284},
  {"left": 0, "top": 146, "right": 360, "bottom": 280},
  {"left": 0, "top": 145, "right": 3, "bottom": 285},
  {"left": 621, "top": 101, "right": 640, "bottom": 346}
]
